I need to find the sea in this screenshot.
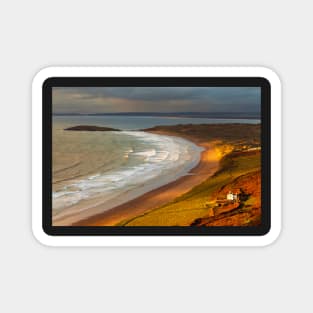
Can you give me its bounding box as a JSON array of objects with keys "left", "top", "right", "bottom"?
[{"left": 52, "top": 115, "right": 259, "bottom": 220}]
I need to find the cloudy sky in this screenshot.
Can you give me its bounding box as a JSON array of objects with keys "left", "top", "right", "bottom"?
[{"left": 52, "top": 87, "right": 261, "bottom": 114}]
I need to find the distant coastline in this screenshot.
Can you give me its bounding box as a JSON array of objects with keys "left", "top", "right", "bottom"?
[{"left": 53, "top": 111, "right": 261, "bottom": 120}]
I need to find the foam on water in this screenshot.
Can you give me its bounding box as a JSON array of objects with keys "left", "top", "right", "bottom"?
[{"left": 52, "top": 131, "right": 203, "bottom": 212}]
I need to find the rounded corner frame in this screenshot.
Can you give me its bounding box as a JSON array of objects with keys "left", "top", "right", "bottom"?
[{"left": 32, "top": 66, "right": 281, "bottom": 247}]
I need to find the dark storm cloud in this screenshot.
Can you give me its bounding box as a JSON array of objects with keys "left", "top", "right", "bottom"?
[{"left": 53, "top": 87, "right": 260, "bottom": 113}]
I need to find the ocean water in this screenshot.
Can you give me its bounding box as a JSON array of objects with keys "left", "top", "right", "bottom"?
[{"left": 52, "top": 115, "right": 259, "bottom": 219}]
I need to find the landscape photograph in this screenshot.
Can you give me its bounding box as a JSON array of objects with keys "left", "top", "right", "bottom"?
[{"left": 52, "top": 87, "right": 261, "bottom": 227}]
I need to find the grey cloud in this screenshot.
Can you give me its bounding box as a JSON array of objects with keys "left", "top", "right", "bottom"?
[{"left": 53, "top": 87, "right": 261, "bottom": 113}]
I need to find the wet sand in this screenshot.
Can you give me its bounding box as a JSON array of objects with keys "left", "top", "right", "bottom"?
[{"left": 73, "top": 132, "right": 221, "bottom": 226}]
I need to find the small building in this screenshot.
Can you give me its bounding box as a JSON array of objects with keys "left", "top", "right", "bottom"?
[
  {"left": 226, "top": 191, "right": 234, "bottom": 201},
  {"left": 226, "top": 191, "right": 238, "bottom": 201}
]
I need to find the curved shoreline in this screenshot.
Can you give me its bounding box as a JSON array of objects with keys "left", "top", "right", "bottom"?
[
  {"left": 72, "top": 133, "right": 221, "bottom": 226},
  {"left": 53, "top": 131, "right": 203, "bottom": 226}
]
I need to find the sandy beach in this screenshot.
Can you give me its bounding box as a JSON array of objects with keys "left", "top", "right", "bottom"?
[{"left": 73, "top": 132, "right": 221, "bottom": 226}]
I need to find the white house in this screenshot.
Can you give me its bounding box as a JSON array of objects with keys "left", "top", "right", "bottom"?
[
  {"left": 226, "top": 191, "right": 238, "bottom": 201},
  {"left": 226, "top": 191, "right": 234, "bottom": 201}
]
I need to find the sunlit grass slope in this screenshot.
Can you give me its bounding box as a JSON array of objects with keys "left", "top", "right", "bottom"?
[
  {"left": 121, "top": 149, "right": 260, "bottom": 226},
  {"left": 116, "top": 123, "right": 261, "bottom": 227}
]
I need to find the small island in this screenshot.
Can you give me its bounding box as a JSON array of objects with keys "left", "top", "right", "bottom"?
[{"left": 64, "top": 125, "right": 121, "bottom": 131}]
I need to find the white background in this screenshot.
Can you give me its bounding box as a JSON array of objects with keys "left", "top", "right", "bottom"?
[{"left": 0, "top": 0, "right": 311, "bottom": 312}]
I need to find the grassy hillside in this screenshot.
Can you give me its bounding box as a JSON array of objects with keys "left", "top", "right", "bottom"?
[
  {"left": 143, "top": 123, "right": 260, "bottom": 147},
  {"left": 122, "top": 151, "right": 260, "bottom": 226},
  {"left": 120, "top": 124, "right": 261, "bottom": 227}
]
